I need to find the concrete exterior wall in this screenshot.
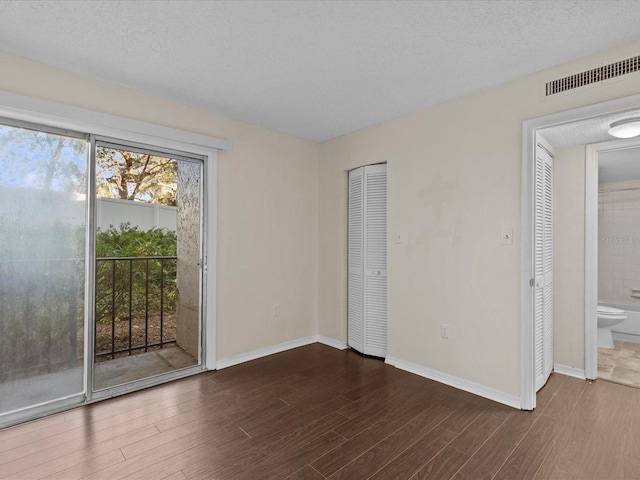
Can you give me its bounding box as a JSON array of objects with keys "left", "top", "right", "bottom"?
[{"left": 175, "top": 161, "right": 201, "bottom": 358}]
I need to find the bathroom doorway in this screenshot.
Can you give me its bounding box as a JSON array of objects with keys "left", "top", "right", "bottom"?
[
  {"left": 592, "top": 143, "right": 640, "bottom": 388},
  {"left": 523, "top": 93, "right": 640, "bottom": 409}
]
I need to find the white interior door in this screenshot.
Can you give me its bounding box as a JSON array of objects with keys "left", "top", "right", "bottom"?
[
  {"left": 348, "top": 167, "right": 364, "bottom": 353},
  {"left": 363, "top": 165, "right": 387, "bottom": 357},
  {"left": 348, "top": 164, "right": 387, "bottom": 358},
  {"left": 534, "top": 142, "right": 554, "bottom": 392}
]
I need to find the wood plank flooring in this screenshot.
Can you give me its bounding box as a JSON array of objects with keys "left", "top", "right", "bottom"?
[{"left": 2, "top": 343, "right": 640, "bottom": 479}]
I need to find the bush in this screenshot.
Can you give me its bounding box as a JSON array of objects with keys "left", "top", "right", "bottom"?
[
  {"left": 0, "top": 214, "right": 85, "bottom": 379},
  {"left": 95, "top": 223, "right": 177, "bottom": 324},
  {"left": 95, "top": 223, "right": 176, "bottom": 258}
]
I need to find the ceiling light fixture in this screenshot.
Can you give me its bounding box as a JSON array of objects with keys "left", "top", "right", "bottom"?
[{"left": 608, "top": 117, "right": 640, "bottom": 138}]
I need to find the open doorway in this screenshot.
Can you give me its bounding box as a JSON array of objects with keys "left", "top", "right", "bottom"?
[
  {"left": 92, "top": 141, "right": 203, "bottom": 391},
  {"left": 588, "top": 142, "right": 640, "bottom": 388},
  {"left": 522, "top": 93, "right": 640, "bottom": 409}
]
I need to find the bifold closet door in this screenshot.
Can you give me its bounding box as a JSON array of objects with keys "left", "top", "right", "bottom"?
[
  {"left": 534, "top": 143, "right": 554, "bottom": 392},
  {"left": 348, "top": 164, "right": 387, "bottom": 358}
]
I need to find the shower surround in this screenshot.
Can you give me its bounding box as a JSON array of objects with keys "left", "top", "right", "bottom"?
[{"left": 599, "top": 179, "right": 640, "bottom": 306}]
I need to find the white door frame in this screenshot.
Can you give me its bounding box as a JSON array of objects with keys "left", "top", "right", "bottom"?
[{"left": 521, "top": 93, "right": 640, "bottom": 410}]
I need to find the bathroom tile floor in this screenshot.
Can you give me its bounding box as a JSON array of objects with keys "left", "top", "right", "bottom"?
[{"left": 598, "top": 339, "right": 640, "bottom": 388}]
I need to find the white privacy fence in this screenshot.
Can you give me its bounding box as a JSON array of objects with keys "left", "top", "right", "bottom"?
[
  {"left": 0, "top": 186, "right": 176, "bottom": 233},
  {"left": 96, "top": 197, "right": 176, "bottom": 232}
]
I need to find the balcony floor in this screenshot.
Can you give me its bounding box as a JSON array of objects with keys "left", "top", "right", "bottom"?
[
  {"left": 0, "top": 346, "right": 197, "bottom": 417},
  {"left": 94, "top": 346, "right": 198, "bottom": 390},
  {"left": 0, "top": 366, "right": 83, "bottom": 415}
]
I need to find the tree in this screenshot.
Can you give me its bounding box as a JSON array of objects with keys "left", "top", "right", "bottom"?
[
  {"left": 0, "top": 125, "right": 176, "bottom": 205},
  {"left": 96, "top": 147, "right": 177, "bottom": 206},
  {"left": 0, "top": 124, "right": 86, "bottom": 193}
]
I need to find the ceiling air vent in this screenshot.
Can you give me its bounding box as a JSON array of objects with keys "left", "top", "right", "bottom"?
[{"left": 545, "top": 55, "right": 640, "bottom": 96}]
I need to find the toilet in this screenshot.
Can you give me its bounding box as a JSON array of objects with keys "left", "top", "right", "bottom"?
[{"left": 597, "top": 305, "right": 627, "bottom": 349}]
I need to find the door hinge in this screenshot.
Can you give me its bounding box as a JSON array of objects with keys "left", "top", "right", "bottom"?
[{"left": 530, "top": 278, "right": 535, "bottom": 287}]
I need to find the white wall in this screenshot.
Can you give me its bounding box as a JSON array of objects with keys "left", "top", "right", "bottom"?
[
  {"left": 554, "top": 145, "right": 586, "bottom": 371},
  {"left": 0, "top": 52, "right": 320, "bottom": 362},
  {"left": 319, "top": 40, "right": 640, "bottom": 398}
]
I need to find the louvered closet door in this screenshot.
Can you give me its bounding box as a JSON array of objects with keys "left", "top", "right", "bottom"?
[
  {"left": 534, "top": 144, "right": 554, "bottom": 392},
  {"left": 348, "top": 168, "right": 364, "bottom": 353},
  {"left": 363, "top": 165, "right": 387, "bottom": 357},
  {"left": 348, "top": 164, "right": 387, "bottom": 358}
]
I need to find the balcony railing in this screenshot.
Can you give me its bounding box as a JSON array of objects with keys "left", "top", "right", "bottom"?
[
  {"left": 95, "top": 256, "right": 177, "bottom": 361},
  {"left": 0, "top": 255, "right": 177, "bottom": 379}
]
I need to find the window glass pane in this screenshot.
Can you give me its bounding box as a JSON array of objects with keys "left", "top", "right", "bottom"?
[{"left": 0, "top": 123, "right": 87, "bottom": 418}]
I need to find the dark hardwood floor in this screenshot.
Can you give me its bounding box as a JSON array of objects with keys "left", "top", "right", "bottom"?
[{"left": 2, "top": 343, "right": 640, "bottom": 479}]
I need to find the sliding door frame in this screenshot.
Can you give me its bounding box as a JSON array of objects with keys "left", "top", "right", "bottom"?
[
  {"left": 0, "top": 117, "right": 90, "bottom": 427},
  {"left": 88, "top": 136, "right": 208, "bottom": 401},
  {"left": 0, "top": 90, "right": 230, "bottom": 425}
]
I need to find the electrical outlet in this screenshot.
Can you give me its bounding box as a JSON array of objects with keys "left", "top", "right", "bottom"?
[
  {"left": 273, "top": 304, "right": 280, "bottom": 317},
  {"left": 441, "top": 323, "right": 449, "bottom": 339}
]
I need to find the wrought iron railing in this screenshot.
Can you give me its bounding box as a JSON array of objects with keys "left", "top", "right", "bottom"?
[{"left": 95, "top": 256, "right": 177, "bottom": 361}]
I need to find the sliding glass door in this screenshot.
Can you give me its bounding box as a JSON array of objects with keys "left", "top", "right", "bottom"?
[
  {"left": 0, "top": 122, "right": 206, "bottom": 426},
  {"left": 0, "top": 121, "right": 88, "bottom": 424}
]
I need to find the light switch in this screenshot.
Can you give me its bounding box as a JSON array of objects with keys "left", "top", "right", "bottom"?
[
  {"left": 395, "top": 232, "right": 403, "bottom": 244},
  {"left": 502, "top": 228, "right": 514, "bottom": 245}
]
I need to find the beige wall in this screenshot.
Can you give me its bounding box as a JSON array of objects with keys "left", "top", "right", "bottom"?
[
  {"left": 553, "top": 145, "right": 586, "bottom": 370},
  {"left": 0, "top": 52, "right": 320, "bottom": 361},
  {"left": 319, "top": 40, "right": 640, "bottom": 397}
]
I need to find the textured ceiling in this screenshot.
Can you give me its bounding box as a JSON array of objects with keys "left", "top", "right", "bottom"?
[
  {"left": 540, "top": 111, "right": 640, "bottom": 149},
  {"left": 539, "top": 112, "right": 640, "bottom": 183},
  {"left": 1, "top": 1, "right": 640, "bottom": 142}
]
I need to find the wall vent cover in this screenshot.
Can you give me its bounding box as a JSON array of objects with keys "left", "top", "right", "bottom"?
[{"left": 546, "top": 55, "right": 640, "bottom": 96}]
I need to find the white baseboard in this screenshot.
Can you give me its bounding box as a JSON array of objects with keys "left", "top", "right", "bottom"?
[
  {"left": 317, "top": 335, "right": 348, "bottom": 350},
  {"left": 612, "top": 332, "right": 640, "bottom": 344},
  {"left": 215, "top": 335, "right": 347, "bottom": 370},
  {"left": 216, "top": 336, "right": 317, "bottom": 369},
  {"left": 385, "top": 355, "right": 522, "bottom": 410},
  {"left": 216, "top": 340, "right": 523, "bottom": 410},
  {"left": 554, "top": 363, "right": 586, "bottom": 380}
]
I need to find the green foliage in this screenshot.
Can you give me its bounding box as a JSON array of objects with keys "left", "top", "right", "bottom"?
[
  {"left": 0, "top": 215, "right": 85, "bottom": 379},
  {"left": 0, "top": 214, "right": 84, "bottom": 261},
  {"left": 95, "top": 223, "right": 176, "bottom": 257}
]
